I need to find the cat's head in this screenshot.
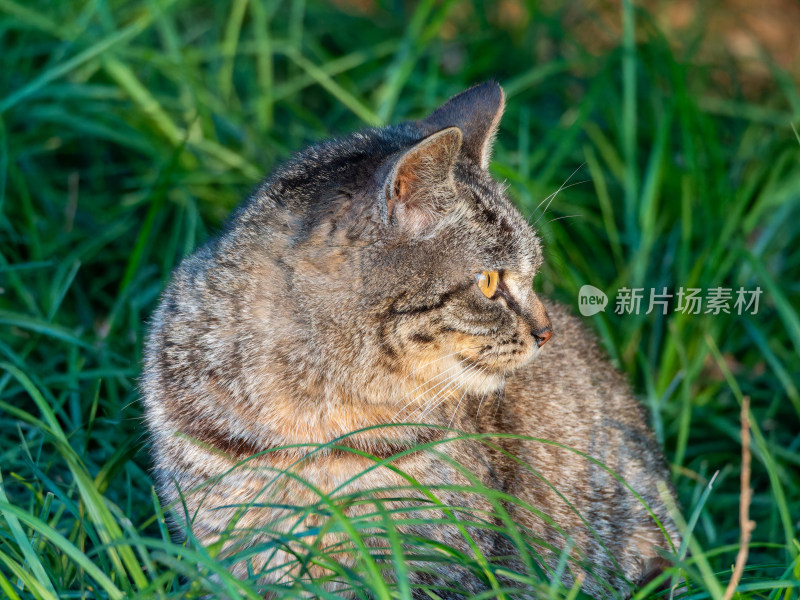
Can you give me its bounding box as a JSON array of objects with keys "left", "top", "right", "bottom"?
[{"left": 239, "top": 81, "right": 551, "bottom": 405}]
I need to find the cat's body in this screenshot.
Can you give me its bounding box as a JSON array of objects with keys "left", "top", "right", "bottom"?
[{"left": 142, "top": 82, "right": 678, "bottom": 598}]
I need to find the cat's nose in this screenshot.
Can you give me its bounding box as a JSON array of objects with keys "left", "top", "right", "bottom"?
[
  {"left": 532, "top": 326, "right": 553, "bottom": 348},
  {"left": 528, "top": 294, "right": 552, "bottom": 347}
]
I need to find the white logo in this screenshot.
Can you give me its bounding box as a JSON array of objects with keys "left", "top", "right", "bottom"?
[{"left": 578, "top": 285, "right": 608, "bottom": 316}]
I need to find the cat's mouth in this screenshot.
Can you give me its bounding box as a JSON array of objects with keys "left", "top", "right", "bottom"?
[{"left": 458, "top": 340, "right": 537, "bottom": 375}]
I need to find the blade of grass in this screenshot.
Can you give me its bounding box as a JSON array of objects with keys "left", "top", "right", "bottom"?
[
  {"left": 0, "top": 568, "right": 22, "bottom": 600},
  {"left": 621, "top": 0, "right": 639, "bottom": 247},
  {"left": 218, "top": 0, "right": 249, "bottom": 103},
  {"left": 374, "top": 0, "right": 438, "bottom": 123},
  {"left": 0, "top": 363, "right": 149, "bottom": 590},
  {"left": 375, "top": 500, "right": 412, "bottom": 600},
  {"left": 0, "top": 471, "right": 58, "bottom": 597},
  {"left": 0, "top": 310, "right": 92, "bottom": 349},
  {"left": 0, "top": 501, "right": 124, "bottom": 600},
  {"left": 704, "top": 335, "right": 796, "bottom": 559},
  {"left": 583, "top": 143, "right": 624, "bottom": 269},
  {"left": 0, "top": 549, "right": 57, "bottom": 600},
  {"left": 742, "top": 250, "right": 800, "bottom": 355},
  {"left": 0, "top": 3, "right": 175, "bottom": 113},
  {"left": 0, "top": 114, "right": 6, "bottom": 218},
  {"left": 102, "top": 57, "right": 183, "bottom": 145},
  {"left": 284, "top": 49, "right": 381, "bottom": 126},
  {"left": 250, "top": 0, "right": 275, "bottom": 131}
]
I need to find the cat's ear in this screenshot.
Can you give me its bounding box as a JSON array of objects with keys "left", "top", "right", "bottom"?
[
  {"left": 382, "top": 126, "right": 462, "bottom": 229},
  {"left": 421, "top": 80, "right": 505, "bottom": 170}
]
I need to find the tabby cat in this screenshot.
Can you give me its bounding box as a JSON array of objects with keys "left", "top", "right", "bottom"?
[{"left": 142, "top": 81, "right": 679, "bottom": 598}]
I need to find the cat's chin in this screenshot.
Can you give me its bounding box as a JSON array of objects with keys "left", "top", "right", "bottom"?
[
  {"left": 447, "top": 357, "right": 531, "bottom": 398},
  {"left": 462, "top": 370, "right": 505, "bottom": 395}
]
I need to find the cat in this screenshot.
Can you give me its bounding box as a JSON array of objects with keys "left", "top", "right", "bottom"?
[{"left": 141, "top": 81, "right": 679, "bottom": 598}]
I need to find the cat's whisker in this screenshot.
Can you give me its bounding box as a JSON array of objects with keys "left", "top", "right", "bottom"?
[
  {"left": 474, "top": 384, "right": 491, "bottom": 423},
  {"left": 398, "top": 346, "right": 479, "bottom": 390},
  {"left": 532, "top": 163, "right": 583, "bottom": 210},
  {"left": 417, "top": 363, "right": 485, "bottom": 423},
  {"left": 532, "top": 171, "right": 583, "bottom": 213},
  {"left": 446, "top": 366, "right": 487, "bottom": 429},
  {"left": 375, "top": 337, "right": 396, "bottom": 350},
  {"left": 394, "top": 345, "right": 484, "bottom": 394},
  {"left": 411, "top": 378, "right": 469, "bottom": 424},
  {"left": 391, "top": 357, "right": 479, "bottom": 422},
  {"left": 468, "top": 349, "right": 502, "bottom": 422},
  {"left": 531, "top": 178, "right": 590, "bottom": 226},
  {"left": 474, "top": 349, "right": 504, "bottom": 422},
  {"left": 406, "top": 382, "right": 461, "bottom": 423},
  {"left": 491, "top": 381, "right": 505, "bottom": 418},
  {"left": 391, "top": 354, "right": 473, "bottom": 413},
  {"left": 390, "top": 346, "right": 482, "bottom": 409},
  {"left": 423, "top": 347, "right": 505, "bottom": 426},
  {"left": 398, "top": 359, "right": 484, "bottom": 423},
  {"left": 546, "top": 214, "right": 583, "bottom": 225},
  {"left": 419, "top": 367, "right": 486, "bottom": 427},
  {"left": 526, "top": 161, "right": 586, "bottom": 224},
  {"left": 411, "top": 363, "right": 480, "bottom": 420}
]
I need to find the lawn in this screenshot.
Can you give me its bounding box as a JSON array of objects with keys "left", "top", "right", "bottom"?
[{"left": 0, "top": 0, "right": 798, "bottom": 598}]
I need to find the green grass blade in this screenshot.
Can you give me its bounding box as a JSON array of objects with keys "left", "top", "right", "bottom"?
[
  {"left": 0, "top": 471, "right": 58, "bottom": 597},
  {"left": 0, "top": 500, "right": 124, "bottom": 600},
  {"left": 0, "top": 5, "right": 173, "bottom": 113}
]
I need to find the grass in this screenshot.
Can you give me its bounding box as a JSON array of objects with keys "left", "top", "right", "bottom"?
[{"left": 0, "top": 0, "right": 799, "bottom": 597}]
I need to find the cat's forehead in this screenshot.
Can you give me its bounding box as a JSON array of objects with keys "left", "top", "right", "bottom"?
[{"left": 455, "top": 164, "right": 542, "bottom": 273}]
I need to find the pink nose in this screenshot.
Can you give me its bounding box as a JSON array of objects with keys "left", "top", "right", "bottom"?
[{"left": 533, "top": 327, "right": 552, "bottom": 348}]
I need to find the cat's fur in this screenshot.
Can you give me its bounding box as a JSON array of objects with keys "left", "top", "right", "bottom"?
[{"left": 142, "top": 82, "right": 678, "bottom": 598}]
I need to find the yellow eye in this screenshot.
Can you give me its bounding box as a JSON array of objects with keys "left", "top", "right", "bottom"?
[{"left": 475, "top": 270, "right": 499, "bottom": 298}]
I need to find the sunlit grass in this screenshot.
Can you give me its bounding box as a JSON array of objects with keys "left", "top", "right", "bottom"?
[{"left": 0, "top": 0, "right": 798, "bottom": 598}]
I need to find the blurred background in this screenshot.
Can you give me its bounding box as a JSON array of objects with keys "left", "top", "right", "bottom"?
[{"left": 0, "top": 0, "right": 798, "bottom": 597}]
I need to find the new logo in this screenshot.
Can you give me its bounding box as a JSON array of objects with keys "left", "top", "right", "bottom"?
[{"left": 578, "top": 285, "right": 608, "bottom": 316}]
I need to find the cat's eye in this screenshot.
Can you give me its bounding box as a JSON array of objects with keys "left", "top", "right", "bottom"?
[{"left": 475, "top": 270, "right": 499, "bottom": 299}]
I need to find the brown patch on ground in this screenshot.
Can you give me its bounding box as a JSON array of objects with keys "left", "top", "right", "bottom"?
[
  {"left": 550, "top": 0, "right": 800, "bottom": 96},
  {"left": 329, "top": 0, "right": 378, "bottom": 16},
  {"left": 338, "top": 0, "right": 799, "bottom": 99}
]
